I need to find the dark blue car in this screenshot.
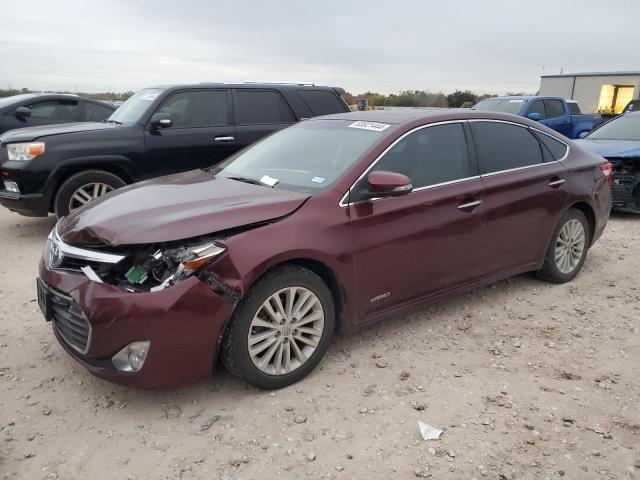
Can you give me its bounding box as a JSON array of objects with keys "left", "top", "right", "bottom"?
[{"left": 575, "top": 112, "right": 640, "bottom": 213}]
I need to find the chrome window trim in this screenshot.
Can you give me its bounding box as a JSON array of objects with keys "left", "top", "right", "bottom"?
[
  {"left": 52, "top": 224, "right": 125, "bottom": 265},
  {"left": 467, "top": 119, "right": 570, "bottom": 171},
  {"left": 339, "top": 120, "right": 472, "bottom": 207},
  {"left": 338, "top": 118, "right": 570, "bottom": 208}
]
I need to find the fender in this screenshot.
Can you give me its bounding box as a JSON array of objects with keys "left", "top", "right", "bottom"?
[
  {"left": 49, "top": 155, "right": 142, "bottom": 185},
  {"left": 37, "top": 155, "right": 142, "bottom": 211}
]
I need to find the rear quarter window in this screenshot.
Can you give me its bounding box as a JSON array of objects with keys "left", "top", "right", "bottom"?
[
  {"left": 470, "top": 121, "right": 544, "bottom": 174},
  {"left": 533, "top": 131, "right": 568, "bottom": 161},
  {"left": 297, "top": 90, "right": 346, "bottom": 116}
]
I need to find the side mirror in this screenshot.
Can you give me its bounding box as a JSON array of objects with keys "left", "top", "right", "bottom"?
[
  {"left": 578, "top": 131, "right": 589, "bottom": 139},
  {"left": 527, "top": 112, "right": 542, "bottom": 121},
  {"left": 150, "top": 112, "right": 172, "bottom": 129},
  {"left": 15, "top": 106, "right": 31, "bottom": 119},
  {"left": 365, "top": 171, "right": 413, "bottom": 199}
]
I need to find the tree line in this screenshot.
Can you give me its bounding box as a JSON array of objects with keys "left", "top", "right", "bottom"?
[{"left": 344, "top": 89, "right": 533, "bottom": 108}]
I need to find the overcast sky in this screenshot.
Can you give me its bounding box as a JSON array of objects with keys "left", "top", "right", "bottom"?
[{"left": 1, "top": 0, "right": 639, "bottom": 95}]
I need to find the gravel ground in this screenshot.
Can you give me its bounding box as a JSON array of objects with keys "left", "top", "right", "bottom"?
[{"left": 0, "top": 207, "right": 639, "bottom": 480}]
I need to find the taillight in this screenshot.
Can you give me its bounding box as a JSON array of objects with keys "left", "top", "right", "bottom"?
[{"left": 600, "top": 162, "right": 613, "bottom": 184}]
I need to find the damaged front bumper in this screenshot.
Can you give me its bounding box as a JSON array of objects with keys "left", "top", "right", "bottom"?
[
  {"left": 609, "top": 159, "right": 640, "bottom": 212},
  {"left": 38, "top": 260, "right": 234, "bottom": 389}
]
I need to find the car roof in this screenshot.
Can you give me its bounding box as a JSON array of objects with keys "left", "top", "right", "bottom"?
[
  {"left": 315, "top": 109, "right": 536, "bottom": 126},
  {"left": 147, "top": 83, "right": 343, "bottom": 92}
]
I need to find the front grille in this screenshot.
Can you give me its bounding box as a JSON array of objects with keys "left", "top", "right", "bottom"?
[{"left": 50, "top": 290, "right": 91, "bottom": 354}]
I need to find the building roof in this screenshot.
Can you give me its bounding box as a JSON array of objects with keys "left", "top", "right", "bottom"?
[{"left": 542, "top": 71, "right": 640, "bottom": 78}]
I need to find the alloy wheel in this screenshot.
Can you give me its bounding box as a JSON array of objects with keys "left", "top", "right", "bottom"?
[
  {"left": 247, "top": 286, "right": 325, "bottom": 376},
  {"left": 68, "top": 183, "right": 113, "bottom": 211},
  {"left": 554, "top": 218, "right": 586, "bottom": 274}
]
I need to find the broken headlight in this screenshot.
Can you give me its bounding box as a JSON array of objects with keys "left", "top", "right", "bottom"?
[{"left": 122, "top": 242, "right": 226, "bottom": 292}]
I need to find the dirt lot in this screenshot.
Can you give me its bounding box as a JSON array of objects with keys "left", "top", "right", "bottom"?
[{"left": 0, "top": 207, "right": 638, "bottom": 480}]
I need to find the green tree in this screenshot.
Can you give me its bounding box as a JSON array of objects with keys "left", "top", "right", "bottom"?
[{"left": 446, "top": 90, "right": 477, "bottom": 108}]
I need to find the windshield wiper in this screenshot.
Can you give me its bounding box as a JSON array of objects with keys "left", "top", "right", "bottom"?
[
  {"left": 103, "top": 119, "right": 122, "bottom": 125},
  {"left": 227, "top": 176, "right": 264, "bottom": 186}
]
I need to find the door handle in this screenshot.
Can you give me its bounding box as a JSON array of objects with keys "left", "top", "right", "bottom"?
[
  {"left": 457, "top": 199, "right": 482, "bottom": 211},
  {"left": 548, "top": 178, "right": 566, "bottom": 188},
  {"left": 214, "top": 136, "right": 235, "bottom": 142}
]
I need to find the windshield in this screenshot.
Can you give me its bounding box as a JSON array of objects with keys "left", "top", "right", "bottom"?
[
  {"left": 472, "top": 98, "right": 526, "bottom": 115},
  {"left": 587, "top": 114, "right": 640, "bottom": 141},
  {"left": 214, "top": 120, "right": 387, "bottom": 192},
  {"left": 107, "top": 88, "right": 163, "bottom": 124}
]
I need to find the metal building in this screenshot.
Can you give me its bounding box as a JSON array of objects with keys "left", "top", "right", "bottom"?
[{"left": 539, "top": 71, "right": 640, "bottom": 114}]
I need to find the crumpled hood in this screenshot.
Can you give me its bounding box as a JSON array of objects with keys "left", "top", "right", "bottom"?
[
  {"left": 58, "top": 170, "right": 310, "bottom": 246},
  {"left": 0, "top": 122, "right": 118, "bottom": 143},
  {"left": 574, "top": 139, "right": 640, "bottom": 160}
]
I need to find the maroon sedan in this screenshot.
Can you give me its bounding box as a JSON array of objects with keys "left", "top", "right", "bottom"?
[{"left": 37, "top": 110, "right": 612, "bottom": 389}]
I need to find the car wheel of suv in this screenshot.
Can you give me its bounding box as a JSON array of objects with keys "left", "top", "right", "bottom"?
[
  {"left": 54, "top": 170, "right": 126, "bottom": 218},
  {"left": 536, "top": 208, "right": 590, "bottom": 284},
  {"left": 221, "top": 264, "right": 335, "bottom": 389}
]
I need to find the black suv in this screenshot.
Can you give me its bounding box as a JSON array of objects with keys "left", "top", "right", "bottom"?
[
  {"left": 0, "top": 83, "right": 349, "bottom": 217},
  {"left": 0, "top": 93, "right": 115, "bottom": 134}
]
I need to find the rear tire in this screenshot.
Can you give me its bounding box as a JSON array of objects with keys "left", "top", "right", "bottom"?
[
  {"left": 536, "top": 208, "right": 590, "bottom": 283},
  {"left": 221, "top": 264, "right": 335, "bottom": 389},
  {"left": 54, "top": 170, "right": 126, "bottom": 218}
]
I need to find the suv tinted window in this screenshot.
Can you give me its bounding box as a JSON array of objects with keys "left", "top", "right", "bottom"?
[
  {"left": 297, "top": 90, "right": 345, "bottom": 116},
  {"left": 157, "top": 90, "right": 228, "bottom": 128},
  {"left": 567, "top": 102, "right": 581, "bottom": 115},
  {"left": 28, "top": 100, "right": 79, "bottom": 121},
  {"left": 527, "top": 100, "right": 546, "bottom": 119},
  {"left": 533, "top": 131, "right": 568, "bottom": 161},
  {"left": 544, "top": 99, "right": 565, "bottom": 119},
  {"left": 85, "top": 102, "right": 113, "bottom": 122},
  {"left": 234, "top": 90, "right": 294, "bottom": 124},
  {"left": 470, "top": 122, "right": 544, "bottom": 174},
  {"left": 371, "top": 123, "right": 472, "bottom": 189}
]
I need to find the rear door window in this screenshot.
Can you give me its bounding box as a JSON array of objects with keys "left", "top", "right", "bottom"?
[
  {"left": 85, "top": 102, "right": 114, "bottom": 122},
  {"left": 544, "top": 99, "right": 566, "bottom": 119},
  {"left": 369, "top": 123, "right": 473, "bottom": 189},
  {"left": 470, "top": 121, "right": 544, "bottom": 174},
  {"left": 156, "top": 90, "right": 229, "bottom": 128},
  {"left": 28, "top": 99, "right": 79, "bottom": 121},
  {"left": 297, "top": 90, "right": 346, "bottom": 116},
  {"left": 567, "top": 102, "right": 581, "bottom": 115},
  {"left": 527, "top": 100, "right": 546, "bottom": 119},
  {"left": 234, "top": 90, "right": 294, "bottom": 125}
]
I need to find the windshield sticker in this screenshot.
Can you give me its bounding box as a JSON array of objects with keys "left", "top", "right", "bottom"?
[
  {"left": 508, "top": 99, "right": 525, "bottom": 103},
  {"left": 141, "top": 93, "right": 159, "bottom": 101},
  {"left": 348, "top": 121, "right": 391, "bottom": 132},
  {"left": 260, "top": 175, "right": 279, "bottom": 187},
  {"left": 310, "top": 176, "right": 326, "bottom": 184}
]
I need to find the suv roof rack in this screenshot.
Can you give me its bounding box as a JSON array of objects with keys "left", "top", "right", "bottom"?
[{"left": 243, "top": 81, "right": 316, "bottom": 87}]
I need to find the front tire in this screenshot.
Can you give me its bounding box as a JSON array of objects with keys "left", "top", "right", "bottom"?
[
  {"left": 221, "top": 265, "right": 335, "bottom": 389},
  {"left": 54, "top": 170, "right": 126, "bottom": 218},
  {"left": 536, "top": 208, "right": 590, "bottom": 283}
]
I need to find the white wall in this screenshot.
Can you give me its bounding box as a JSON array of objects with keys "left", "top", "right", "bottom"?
[
  {"left": 539, "top": 75, "right": 640, "bottom": 113},
  {"left": 539, "top": 77, "right": 573, "bottom": 99},
  {"left": 572, "top": 76, "right": 640, "bottom": 113}
]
